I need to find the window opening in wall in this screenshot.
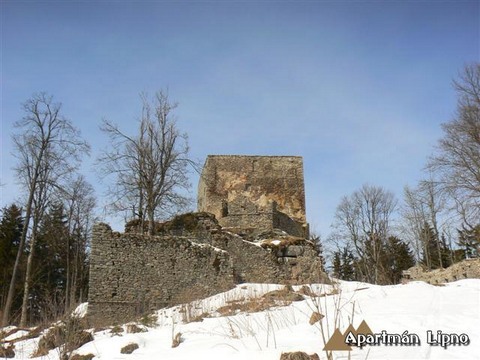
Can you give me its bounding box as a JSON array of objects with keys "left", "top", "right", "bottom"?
[{"left": 222, "top": 201, "right": 228, "bottom": 217}]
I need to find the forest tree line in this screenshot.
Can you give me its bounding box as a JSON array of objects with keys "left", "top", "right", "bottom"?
[
  {"left": 330, "top": 64, "right": 480, "bottom": 284},
  {"left": 1, "top": 64, "right": 480, "bottom": 326}
]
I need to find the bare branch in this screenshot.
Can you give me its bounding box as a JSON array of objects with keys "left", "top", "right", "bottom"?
[
  {"left": 427, "top": 63, "right": 480, "bottom": 225},
  {"left": 96, "top": 90, "right": 196, "bottom": 234},
  {"left": 3, "top": 92, "right": 89, "bottom": 327}
]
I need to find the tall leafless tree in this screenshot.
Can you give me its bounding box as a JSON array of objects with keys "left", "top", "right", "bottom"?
[
  {"left": 331, "top": 184, "right": 397, "bottom": 284},
  {"left": 97, "top": 91, "right": 194, "bottom": 235},
  {"left": 401, "top": 185, "right": 427, "bottom": 262},
  {"left": 401, "top": 178, "right": 450, "bottom": 269},
  {"left": 428, "top": 63, "right": 480, "bottom": 228},
  {"left": 61, "top": 175, "right": 96, "bottom": 311},
  {"left": 2, "top": 93, "right": 89, "bottom": 327}
]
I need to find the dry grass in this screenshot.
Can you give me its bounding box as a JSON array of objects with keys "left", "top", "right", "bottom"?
[
  {"left": 139, "top": 313, "right": 158, "bottom": 327},
  {"left": 317, "top": 288, "right": 339, "bottom": 297},
  {"left": 0, "top": 328, "right": 18, "bottom": 341},
  {"left": 280, "top": 352, "right": 320, "bottom": 360},
  {"left": 187, "top": 313, "right": 209, "bottom": 323},
  {"left": 259, "top": 236, "right": 307, "bottom": 250},
  {"left": 70, "top": 354, "right": 95, "bottom": 360},
  {"left": 1, "top": 326, "right": 44, "bottom": 345},
  {"left": 217, "top": 286, "right": 305, "bottom": 316},
  {"left": 125, "top": 324, "right": 147, "bottom": 334},
  {"left": 0, "top": 343, "right": 15, "bottom": 358},
  {"left": 297, "top": 285, "right": 317, "bottom": 297},
  {"left": 32, "top": 325, "right": 65, "bottom": 357},
  {"left": 32, "top": 316, "right": 93, "bottom": 358},
  {"left": 109, "top": 325, "right": 124, "bottom": 336},
  {"left": 171, "top": 332, "right": 182, "bottom": 348}
]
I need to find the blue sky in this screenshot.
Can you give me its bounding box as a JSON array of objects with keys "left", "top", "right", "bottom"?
[{"left": 1, "top": 1, "right": 479, "bottom": 238}]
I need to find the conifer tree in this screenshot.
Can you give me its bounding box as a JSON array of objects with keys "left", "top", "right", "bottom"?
[
  {"left": 458, "top": 224, "right": 480, "bottom": 258},
  {"left": 29, "top": 204, "right": 69, "bottom": 323},
  {"left": 332, "top": 251, "right": 342, "bottom": 279},
  {"left": 310, "top": 233, "right": 325, "bottom": 271},
  {"left": 332, "top": 247, "right": 356, "bottom": 281},
  {"left": 383, "top": 236, "right": 415, "bottom": 284},
  {"left": 340, "top": 247, "right": 356, "bottom": 281},
  {"left": 0, "top": 204, "right": 24, "bottom": 317},
  {"left": 421, "top": 223, "right": 451, "bottom": 269}
]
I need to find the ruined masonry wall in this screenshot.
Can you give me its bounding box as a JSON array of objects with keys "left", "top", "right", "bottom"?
[
  {"left": 198, "top": 155, "right": 306, "bottom": 226},
  {"left": 218, "top": 209, "right": 275, "bottom": 232},
  {"left": 211, "top": 233, "right": 283, "bottom": 283},
  {"left": 403, "top": 259, "right": 480, "bottom": 285},
  {"left": 210, "top": 233, "right": 328, "bottom": 285},
  {"left": 88, "top": 223, "right": 234, "bottom": 326}
]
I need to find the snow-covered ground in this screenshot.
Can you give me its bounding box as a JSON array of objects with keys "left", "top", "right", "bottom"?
[{"left": 3, "top": 279, "right": 480, "bottom": 359}]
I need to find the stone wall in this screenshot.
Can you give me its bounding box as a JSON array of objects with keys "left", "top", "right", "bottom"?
[
  {"left": 87, "top": 155, "right": 326, "bottom": 325},
  {"left": 124, "top": 212, "right": 220, "bottom": 242},
  {"left": 209, "top": 228, "right": 327, "bottom": 285},
  {"left": 402, "top": 259, "right": 480, "bottom": 285},
  {"left": 198, "top": 155, "right": 307, "bottom": 236},
  {"left": 88, "top": 223, "right": 234, "bottom": 326},
  {"left": 217, "top": 198, "right": 276, "bottom": 234},
  {"left": 273, "top": 210, "right": 307, "bottom": 239},
  {"left": 216, "top": 201, "right": 306, "bottom": 238},
  {"left": 88, "top": 213, "right": 328, "bottom": 325},
  {"left": 210, "top": 232, "right": 282, "bottom": 283}
]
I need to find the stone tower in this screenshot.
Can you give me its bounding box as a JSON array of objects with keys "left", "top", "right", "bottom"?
[{"left": 198, "top": 155, "right": 308, "bottom": 237}]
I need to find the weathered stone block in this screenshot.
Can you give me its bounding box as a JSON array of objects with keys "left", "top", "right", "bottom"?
[{"left": 283, "top": 245, "right": 304, "bottom": 257}]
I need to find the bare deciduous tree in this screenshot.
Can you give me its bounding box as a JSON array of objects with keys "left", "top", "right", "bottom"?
[
  {"left": 401, "top": 178, "right": 450, "bottom": 269},
  {"left": 2, "top": 93, "right": 89, "bottom": 327},
  {"left": 97, "top": 91, "right": 194, "bottom": 235},
  {"left": 331, "top": 184, "right": 397, "bottom": 284},
  {"left": 61, "top": 175, "right": 96, "bottom": 311},
  {"left": 401, "top": 185, "right": 426, "bottom": 262},
  {"left": 428, "top": 63, "right": 480, "bottom": 227}
]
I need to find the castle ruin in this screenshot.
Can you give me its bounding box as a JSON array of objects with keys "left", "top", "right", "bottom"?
[
  {"left": 87, "top": 155, "right": 326, "bottom": 326},
  {"left": 198, "top": 155, "right": 309, "bottom": 238}
]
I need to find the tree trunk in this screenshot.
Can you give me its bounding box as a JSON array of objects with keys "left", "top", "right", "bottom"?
[
  {"left": 20, "top": 221, "right": 39, "bottom": 327},
  {"left": 65, "top": 234, "right": 71, "bottom": 313},
  {"left": 423, "top": 227, "right": 431, "bottom": 269},
  {"left": 1, "top": 176, "right": 36, "bottom": 326},
  {"left": 147, "top": 203, "right": 154, "bottom": 235}
]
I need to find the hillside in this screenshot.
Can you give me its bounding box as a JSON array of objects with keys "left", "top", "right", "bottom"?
[{"left": 2, "top": 279, "right": 479, "bottom": 360}]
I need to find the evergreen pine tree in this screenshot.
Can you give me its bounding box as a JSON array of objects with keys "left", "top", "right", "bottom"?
[
  {"left": 310, "top": 234, "right": 325, "bottom": 271},
  {"left": 30, "top": 204, "right": 70, "bottom": 322},
  {"left": 439, "top": 233, "right": 452, "bottom": 268},
  {"left": 458, "top": 225, "right": 480, "bottom": 259},
  {"left": 340, "top": 247, "right": 356, "bottom": 281},
  {"left": 332, "top": 251, "right": 342, "bottom": 279},
  {"left": 0, "top": 204, "right": 24, "bottom": 316},
  {"left": 332, "top": 247, "right": 356, "bottom": 281},
  {"left": 421, "top": 223, "right": 452, "bottom": 269},
  {"left": 384, "top": 236, "right": 415, "bottom": 284}
]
